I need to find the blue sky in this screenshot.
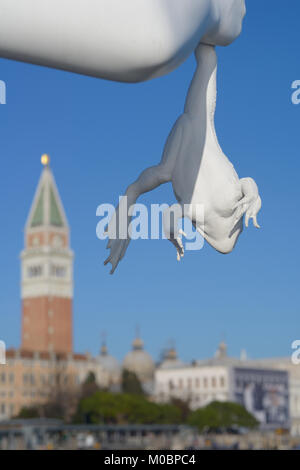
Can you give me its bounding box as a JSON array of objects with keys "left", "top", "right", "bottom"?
[{"left": 0, "top": 0, "right": 299, "bottom": 363}]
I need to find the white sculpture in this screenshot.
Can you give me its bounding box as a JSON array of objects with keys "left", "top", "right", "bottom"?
[
  {"left": 0, "top": 0, "right": 261, "bottom": 274},
  {"left": 0, "top": 0, "right": 245, "bottom": 82},
  {"left": 104, "top": 42, "right": 261, "bottom": 273}
]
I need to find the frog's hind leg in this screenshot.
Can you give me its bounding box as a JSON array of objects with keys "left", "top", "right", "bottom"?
[
  {"left": 234, "top": 177, "right": 262, "bottom": 229},
  {"left": 163, "top": 204, "right": 187, "bottom": 261}
]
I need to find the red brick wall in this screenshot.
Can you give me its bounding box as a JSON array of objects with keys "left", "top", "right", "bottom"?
[
  {"left": 26, "top": 232, "right": 46, "bottom": 248},
  {"left": 22, "top": 297, "right": 72, "bottom": 353},
  {"left": 26, "top": 231, "right": 68, "bottom": 248}
]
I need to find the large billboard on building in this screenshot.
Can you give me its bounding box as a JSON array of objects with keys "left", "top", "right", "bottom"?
[{"left": 232, "top": 368, "right": 289, "bottom": 430}]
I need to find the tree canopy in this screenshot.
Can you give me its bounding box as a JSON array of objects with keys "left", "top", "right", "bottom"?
[
  {"left": 121, "top": 369, "right": 145, "bottom": 396},
  {"left": 74, "top": 390, "right": 182, "bottom": 425},
  {"left": 188, "top": 401, "right": 259, "bottom": 432}
]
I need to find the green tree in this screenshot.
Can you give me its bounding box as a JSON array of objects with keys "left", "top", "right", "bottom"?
[
  {"left": 16, "top": 406, "right": 40, "bottom": 419},
  {"left": 73, "top": 390, "right": 182, "bottom": 425},
  {"left": 84, "top": 371, "right": 97, "bottom": 384},
  {"left": 121, "top": 369, "right": 144, "bottom": 396},
  {"left": 188, "top": 401, "right": 259, "bottom": 432},
  {"left": 80, "top": 371, "right": 101, "bottom": 399},
  {"left": 170, "top": 397, "right": 191, "bottom": 422}
]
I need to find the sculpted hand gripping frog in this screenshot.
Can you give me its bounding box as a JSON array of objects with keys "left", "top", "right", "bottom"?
[{"left": 0, "top": 0, "right": 247, "bottom": 82}]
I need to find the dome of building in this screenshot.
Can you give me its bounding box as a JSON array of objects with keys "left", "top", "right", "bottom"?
[
  {"left": 159, "top": 347, "right": 185, "bottom": 370},
  {"left": 123, "top": 335, "right": 155, "bottom": 383},
  {"left": 215, "top": 341, "right": 228, "bottom": 360},
  {"left": 98, "top": 342, "right": 121, "bottom": 380}
]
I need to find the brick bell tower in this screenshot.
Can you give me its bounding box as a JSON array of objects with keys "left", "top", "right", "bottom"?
[{"left": 21, "top": 155, "right": 73, "bottom": 354}]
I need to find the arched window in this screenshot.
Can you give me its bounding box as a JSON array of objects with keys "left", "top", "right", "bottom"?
[
  {"left": 169, "top": 380, "right": 174, "bottom": 391},
  {"left": 220, "top": 376, "right": 225, "bottom": 387},
  {"left": 28, "top": 265, "right": 43, "bottom": 277},
  {"left": 50, "top": 265, "right": 66, "bottom": 278}
]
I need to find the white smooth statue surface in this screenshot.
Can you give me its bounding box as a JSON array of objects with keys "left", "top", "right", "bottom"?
[
  {"left": 104, "top": 4, "right": 262, "bottom": 274},
  {"left": 0, "top": 0, "right": 246, "bottom": 82},
  {"left": 0, "top": 0, "right": 261, "bottom": 273}
]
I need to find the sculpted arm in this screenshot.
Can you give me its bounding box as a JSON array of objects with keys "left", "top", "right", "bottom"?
[{"left": 0, "top": 0, "right": 246, "bottom": 82}]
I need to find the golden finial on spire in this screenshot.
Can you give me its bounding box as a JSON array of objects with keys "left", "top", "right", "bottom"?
[{"left": 41, "top": 154, "right": 50, "bottom": 166}]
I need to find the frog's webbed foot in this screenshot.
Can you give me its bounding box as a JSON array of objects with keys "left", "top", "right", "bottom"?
[
  {"left": 104, "top": 197, "right": 131, "bottom": 275},
  {"left": 163, "top": 204, "right": 186, "bottom": 261},
  {"left": 104, "top": 237, "right": 130, "bottom": 275},
  {"left": 172, "top": 229, "right": 187, "bottom": 262},
  {"left": 166, "top": 229, "right": 187, "bottom": 262},
  {"left": 244, "top": 196, "right": 262, "bottom": 229},
  {"left": 234, "top": 178, "right": 262, "bottom": 229}
]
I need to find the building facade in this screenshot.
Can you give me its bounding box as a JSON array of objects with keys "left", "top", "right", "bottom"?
[
  {"left": 0, "top": 349, "right": 116, "bottom": 421},
  {"left": 155, "top": 344, "right": 290, "bottom": 432},
  {"left": 249, "top": 358, "right": 300, "bottom": 436},
  {"left": 155, "top": 364, "right": 230, "bottom": 409}
]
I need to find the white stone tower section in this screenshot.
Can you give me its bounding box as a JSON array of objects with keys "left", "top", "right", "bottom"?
[{"left": 20, "top": 155, "right": 73, "bottom": 353}]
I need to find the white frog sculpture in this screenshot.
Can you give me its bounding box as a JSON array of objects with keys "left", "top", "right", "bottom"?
[{"left": 104, "top": 16, "right": 262, "bottom": 274}]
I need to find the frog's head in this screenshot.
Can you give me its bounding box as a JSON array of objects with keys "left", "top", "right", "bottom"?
[{"left": 202, "top": 0, "right": 246, "bottom": 46}]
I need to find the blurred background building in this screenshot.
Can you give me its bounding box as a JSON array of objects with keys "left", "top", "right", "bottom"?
[
  {"left": 0, "top": 157, "right": 299, "bottom": 437},
  {"left": 155, "top": 342, "right": 300, "bottom": 435},
  {"left": 1, "top": 157, "right": 121, "bottom": 420}
]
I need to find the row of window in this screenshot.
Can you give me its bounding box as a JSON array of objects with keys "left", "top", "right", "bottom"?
[
  {"left": 22, "top": 390, "right": 62, "bottom": 398},
  {"left": 27, "top": 264, "right": 67, "bottom": 278},
  {"left": 22, "top": 391, "right": 39, "bottom": 398},
  {"left": 23, "top": 373, "right": 71, "bottom": 386},
  {"left": 0, "top": 391, "right": 14, "bottom": 398},
  {"left": 50, "top": 265, "right": 66, "bottom": 278},
  {"left": 27, "top": 265, "right": 43, "bottom": 277},
  {"left": 0, "top": 372, "right": 75, "bottom": 386},
  {"left": 167, "top": 376, "right": 226, "bottom": 391},
  {"left": 235, "top": 378, "right": 285, "bottom": 387},
  {"left": 158, "top": 392, "right": 224, "bottom": 404},
  {"left": 15, "top": 359, "right": 75, "bottom": 367}
]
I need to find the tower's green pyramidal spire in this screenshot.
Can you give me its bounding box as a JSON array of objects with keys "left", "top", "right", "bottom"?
[
  {"left": 27, "top": 157, "right": 68, "bottom": 230},
  {"left": 31, "top": 186, "right": 44, "bottom": 227},
  {"left": 50, "top": 187, "right": 64, "bottom": 227}
]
